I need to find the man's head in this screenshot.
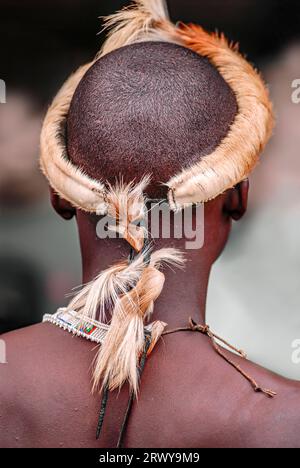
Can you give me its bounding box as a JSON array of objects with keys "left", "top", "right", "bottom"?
[
  {"left": 52, "top": 39, "right": 247, "bottom": 261},
  {"left": 43, "top": 0, "right": 272, "bottom": 234},
  {"left": 66, "top": 41, "right": 237, "bottom": 199}
]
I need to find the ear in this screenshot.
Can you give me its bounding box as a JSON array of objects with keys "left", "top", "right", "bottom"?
[
  {"left": 49, "top": 187, "right": 76, "bottom": 220},
  {"left": 224, "top": 179, "right": 249, "bottom": 221}
]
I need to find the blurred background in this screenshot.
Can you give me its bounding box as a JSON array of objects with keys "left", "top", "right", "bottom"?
[{"left": 0, "top": 0, "right": 299, "bottom": 379}]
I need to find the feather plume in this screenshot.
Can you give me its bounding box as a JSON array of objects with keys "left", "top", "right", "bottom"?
[
  {"left": 92, "top": 247, "right": 184, "bottom": 394},
  {"left": 68, "top": 253, "right": 146, "bottom": 322},
  {"left": 106, "top": 175, "right": 150, "bottom": 251},
  {"left": 98, "top": 0, "right": 181, "bottom": 58},
  {"left": 92, "top": 266, "right": 165, "bottom": 394},
  {"left": 150, "top": 247, "right": 186, "bottom": 270}
]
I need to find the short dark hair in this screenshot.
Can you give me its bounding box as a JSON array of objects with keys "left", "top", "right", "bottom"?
[{"left": 67, "top": 41, "right": 237, "bottom": 198}]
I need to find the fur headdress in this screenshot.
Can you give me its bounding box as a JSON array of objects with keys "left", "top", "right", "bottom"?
[{"left": 40, "top": 0, "right": 273, "bottom": 394}]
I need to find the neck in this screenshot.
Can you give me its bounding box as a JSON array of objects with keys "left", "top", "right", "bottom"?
[
  {"left": 150, "top": 246, "right": 210, "bottom": 328},
  {"left": 79, "top": 232, "right": 211, "bottom": 328}
]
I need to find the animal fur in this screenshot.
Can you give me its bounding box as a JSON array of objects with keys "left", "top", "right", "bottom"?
[
  {"left": 167, "top": 24, "right": 274, "bottom": 210},
  {"left": 40, "top": 0, "right": 273, "bottom": 214},
  {"left": 40, "top": 63, "right": 109, "bottom": 214}
]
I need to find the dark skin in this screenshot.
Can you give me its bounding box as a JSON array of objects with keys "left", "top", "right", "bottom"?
[{"left": 0, "top": 181, "right": 299, "bottom": 448}]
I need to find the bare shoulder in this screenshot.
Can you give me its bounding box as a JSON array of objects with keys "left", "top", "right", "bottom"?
[
  {"left": 0, "top": 322, "right": 98, "bottom": 370},
  {"left": 141, "top": 331, "right": 300, "bottom": 448},
  {"left": 156, "top": 329, "right": 300, "bottom": 393},
  {"left": 0, "top": 324, "right": 51, "bottom": 396},
  {"left": 0, "top": 321, "right": 99, "bottom": 395},
  {"left": 0, "top": 324, "right": 47, "bottom": 447},
  {"left": 0, "top": 323, "right": 85, "bottom": 380},
  {"left": 0, "top": 323, "right": 98, "bottom": 448}
]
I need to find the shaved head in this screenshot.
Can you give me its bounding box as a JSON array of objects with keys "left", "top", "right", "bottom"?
[{"left": 67, "top": 41, "right": 237, "bottom": 197}]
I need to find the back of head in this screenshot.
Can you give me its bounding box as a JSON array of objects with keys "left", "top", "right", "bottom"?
[{"left": 67, "top": 41, "right": 237, "bottom": 197}]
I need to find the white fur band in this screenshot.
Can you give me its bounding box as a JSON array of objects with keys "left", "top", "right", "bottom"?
[{"left": 40, "top": 0, "right": 274, "bottom": 213}]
